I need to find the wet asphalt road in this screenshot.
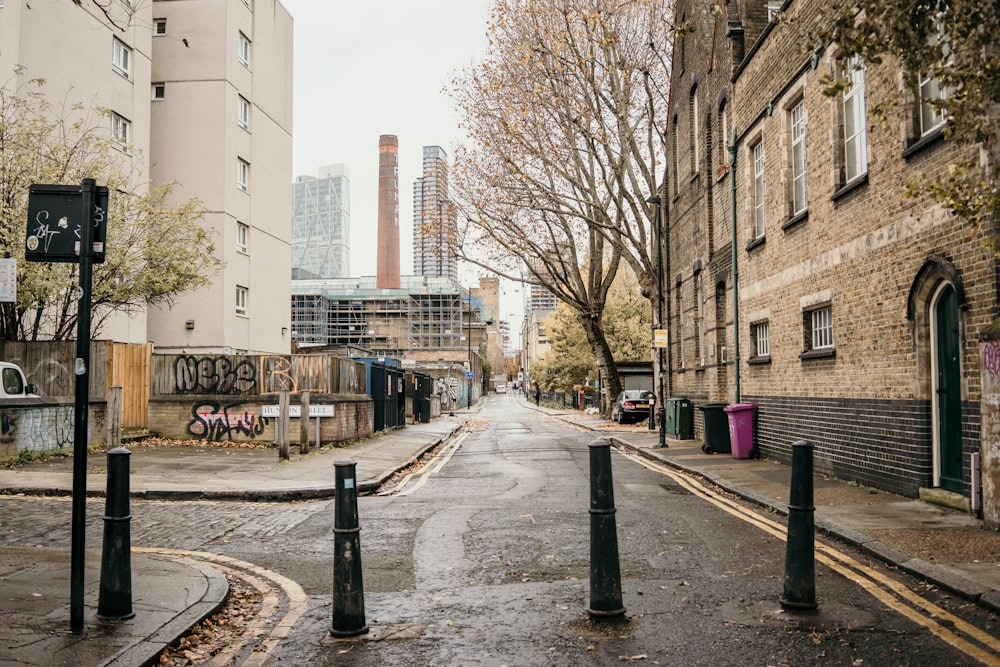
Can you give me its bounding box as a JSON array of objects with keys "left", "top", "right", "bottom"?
[{"left": 2, "top": 395, "right": 996, "bottom": 665}]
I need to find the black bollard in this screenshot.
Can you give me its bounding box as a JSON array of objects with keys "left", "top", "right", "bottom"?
[
  {"left": 98, "top": 447, "right": 134, "bottom": 620},
  {"left": 587, "top": 439, "right": 626, "bottom": 619},
  {"left": 781, "top": 440, "right": 817, "bottom": 611},
  {"left": 331, "top": 459, "right": 368, "bottom": 637}
]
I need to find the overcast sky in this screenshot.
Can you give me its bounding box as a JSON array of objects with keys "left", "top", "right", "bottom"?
[{"left": 280, "top": 1, "right": 493, "bottom": 278}]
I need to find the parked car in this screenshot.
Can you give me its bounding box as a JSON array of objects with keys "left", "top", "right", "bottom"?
[
  {"left": 0, "top": 362, "right": 38, "bottom": 399},
  {"left": 611, "top": 389, "right": 655, "bottom": 424}
]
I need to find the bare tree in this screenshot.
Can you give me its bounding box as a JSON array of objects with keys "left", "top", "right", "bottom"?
[{"left": 450, "top": 0, "right": 674, "bottom": 412}]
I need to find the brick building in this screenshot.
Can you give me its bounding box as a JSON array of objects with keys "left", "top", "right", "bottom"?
[{"left": 665, "top": 0, "right": 996, "bottom": 508}]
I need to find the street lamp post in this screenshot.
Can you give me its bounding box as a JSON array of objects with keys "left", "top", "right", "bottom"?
[
  {"left": 467, "top": 315, "right": 473, "bottom": 408},
  {"left": 647, "top": 194, "right": 667, "bottom": 448}
]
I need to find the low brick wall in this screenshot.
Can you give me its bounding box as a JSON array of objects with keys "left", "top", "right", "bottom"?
[
  {"left": 148, "top": 393, "right": 373, "bottom": 444},
  {"left": 0, "top": 399, "right": 106, "bottom": 462}
]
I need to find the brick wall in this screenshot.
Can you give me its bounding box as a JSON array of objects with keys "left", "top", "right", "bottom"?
[
  {"left": 666, "top": 0, "right": 996, "bottom": 502},
  {"left": 148, "top": 394, "right": 373, "bottom": 444}
]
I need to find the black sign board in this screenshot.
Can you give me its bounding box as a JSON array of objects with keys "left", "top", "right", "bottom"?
[{"left": 25, "top": 183, "right": 108, "bottom": 263}]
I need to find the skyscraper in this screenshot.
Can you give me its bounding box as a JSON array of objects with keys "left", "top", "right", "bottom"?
[
  {"left": 376, "top": 135, "right": 401, "bottom": 289},
  {"left": 292, "top": 164, "right": 350, "bottom": 280},
  {"left": 413, "top": 146, "right": 457, "bottom": 281}
]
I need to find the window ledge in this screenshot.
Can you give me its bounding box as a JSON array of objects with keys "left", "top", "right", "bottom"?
[
  {"left": 746, "top": 235, "right": 766, "bottom": 252},
  {"left": 781, "top": 209, "right": 808, "bottom": 232},
  {"left": 832, "top": 173, "right": 868, "bottom": 201},
  {"left": 748, "top": 355, "right": 771, "bottom": 365},
  {"left": 800, "top": 348, "right": 836, "bottom": 361},
  {"left": 903, "top": 127, "right": 945, "bottom": 159}
]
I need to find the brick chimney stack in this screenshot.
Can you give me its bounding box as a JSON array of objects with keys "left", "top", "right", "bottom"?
[{"left": 376, "top": 134, "right": 401, "bottom": 288}]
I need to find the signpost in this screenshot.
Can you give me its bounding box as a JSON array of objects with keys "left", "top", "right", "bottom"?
[{"left": 26, "top": 179, "right": 107, "bottom": 632}]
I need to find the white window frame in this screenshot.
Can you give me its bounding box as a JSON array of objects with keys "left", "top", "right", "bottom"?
[
  {"left": 112, "top": 37, "right": 132, "bottom": 79},
  {"left": 154, "top": 18, "right": 167, "bottom": 35},
  {"left": 810, "top": 306, "right": 833, "bottom": 350},
  {"left": 790, "top": 99, "right": 808, "bottom": 215},
  {"left": 236, "top": 222, "right": 249, "bottom": 254},
  {"left": 235, "top": 285, "right": 248, "bottom": 317},
  {"left": 691, "top": 91, "right": 700, "bottom": 175},
  {"left": 843, "top": 56, "right": 867, "bottom": 182},
  {"left": 237, "top": 95, "right": 250, "bottom": 130},
  {"left": 696, "top": 272, "right": 705, "bottom": 365},
  {"left": 718, "top": 105, "right": 729, "bottom": 178},
  {"left": 110, "top": 112, "right": 130, "bottom": 149},
  {"left": 919, "top": 22, "right": 952, "bottom": 137},
  {"left": 237, "top": 158, "right": 249, "bottom": 192},
  {"left": 753, "top": 141, "right": 765, "bottom": 239},
  {"left": 238, "top": 32, "right": 251, "bottom": 67},
  {"left": 754, "top": 321, "right": 770, "bottom": 358}
]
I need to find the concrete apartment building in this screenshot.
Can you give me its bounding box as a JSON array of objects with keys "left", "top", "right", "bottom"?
[
  {"left": 0, "top": 0, "right": 292, "bottom": 354},
  {"left": 0, "top": 0, "right": 154, "bottom": 343},
  {"left": 413, "top": 146, "right": 458, "bottom": 282},
  {"left": 292, "top": 164, "right": 350, "bottom": 280},
  {"left": 147, "top": 0, "right": 293, "bottom": 355},
  {"left": 666, "top": 0, "right": 996, "bottom": 511}
]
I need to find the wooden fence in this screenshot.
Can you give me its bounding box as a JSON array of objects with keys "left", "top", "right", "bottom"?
[
  {"left": 150, "top": 353, "right": 366, "bottom": 396},
  {"left": 1, "top": 340, "right": 152, "bottom": 428}
]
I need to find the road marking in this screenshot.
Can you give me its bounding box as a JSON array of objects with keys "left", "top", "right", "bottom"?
[
  {"left": 133, "top": 547, "right": 308, "bottom": 666},
  {"left": 390, "top": 432, "right": 468, "bottom": 497},
  {"left": 617, "top": 449, "right": 1000, "bottom": 666}
]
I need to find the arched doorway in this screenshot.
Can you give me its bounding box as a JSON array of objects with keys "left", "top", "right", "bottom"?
[{"left": 931, "top": 282, "right": 962, "bottom": 492}]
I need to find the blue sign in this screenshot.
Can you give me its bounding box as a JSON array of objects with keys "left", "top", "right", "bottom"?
[{"left": 465, "top": 371, "right": 474, "bottom": 379}]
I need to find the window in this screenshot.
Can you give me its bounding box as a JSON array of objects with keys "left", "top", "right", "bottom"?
[
  {"left": 154, "top": 18, "right": 167, "bottom": 35},
  {"left": 790, "top": 99, "right": 808, "bottom": 215},
  {"left": 689, "top": 88, "right": 700, "bottom": 175},
  {"left": 112, "top": 38, "right": 131, "bottom": 78},
  {"left": 718, "top": 104, "right": 729, "bottom": 178},
  {"left": 237, "top": 222, "right": 249, "bottom": 253},
  {"left": 767, "top": 1, "right": 782, "bottom": 21},
  {"left": 752, "top": 321, "right": 770, "bottom": 359},
  {"left": 919, "top": 23, "right": 952, "bottom": 137},
  {"left": 676, "top": 287, "right": 685, "bottom": 368},
  {"left": 753, "top": 141, "right": 765, "bottom": 239},
  {"left": 238, "top": 32, "right": 251, "bottom": 67},
  {"left": 237, "top": 158, "right": 249, "bottom": 192},
  {"left": 152, "top": 83, "right": 166, "bottom": 100},
  {"left": 696, "top": 272, "right": 705, "bottom": 365},
  {"left": 110, "top": 112, "right": 130, "bottom": 149},
  {"left": 842, "top": 56, "right": 867, "bottom": 182},
  {"left": 671, "top": 116, "right": 680, "bottom": 195},
  {"left": 237, "top": 95, "right": 250, "bottom": 130},
  {"left": 235, "top": 286, "right": 248, "bottom": 316},
  {"left": 807, "top": 306, "right": 833, "bottom": 350}
]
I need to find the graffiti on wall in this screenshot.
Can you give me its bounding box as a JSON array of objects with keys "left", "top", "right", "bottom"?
[
  {"left": 172, "top": 355, "right": 332, "bottom": 395},
  {"left": 175, "top": 356, "right": 258, "bottom": 394},
  {"left": 187, "top": 400, "right": 270, "bottom": 441},
  {"left": 984, "top": 339, "right": 1000, "bottom": 384},
  {"left": 0, "top": 405, "right": 76, "bottom": 455}
]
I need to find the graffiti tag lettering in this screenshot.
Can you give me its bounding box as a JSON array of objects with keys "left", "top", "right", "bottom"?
[
  {"left": 187, "top": 400, "right": 269, "bottom": 441},
  {"left": 175, "top": 356, "right": 258, "bottom": 394},
  {"left": 985, "top": 340, "right": 1000, "bottom": 384}
]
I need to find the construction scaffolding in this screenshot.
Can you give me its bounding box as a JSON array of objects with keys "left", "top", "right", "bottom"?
[{"left": 291, "top": 276, "right": 486, "bottom": 361}]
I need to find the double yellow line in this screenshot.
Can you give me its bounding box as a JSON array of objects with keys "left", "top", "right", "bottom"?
[{"left": 618, "top": 449, "right": 1000, "bottom": 666}]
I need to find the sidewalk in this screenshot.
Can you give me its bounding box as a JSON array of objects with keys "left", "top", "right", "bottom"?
[
  {"left": 530, "top": 399, "right": 1000, "bottom": 616},
  {"left": 1, "top": 402, "right": 999, "bottom": 665}
]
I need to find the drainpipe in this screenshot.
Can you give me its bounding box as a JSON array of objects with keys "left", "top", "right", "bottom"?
[{"left": 728, "top": 128, "right": 741, "bottom": 404}]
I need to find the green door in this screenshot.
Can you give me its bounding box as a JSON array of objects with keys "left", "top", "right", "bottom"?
[{"left": 935, "top": 285, "right": 963, "bottom": 493}]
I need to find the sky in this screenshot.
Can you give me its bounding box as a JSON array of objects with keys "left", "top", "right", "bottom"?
[{"left": 279, "top": 2, "right": 513, "bottom": 289}]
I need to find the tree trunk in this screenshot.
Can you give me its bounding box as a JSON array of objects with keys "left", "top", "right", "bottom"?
[{"left": 578, "top": 312, "right": 621, "bottom": 417}]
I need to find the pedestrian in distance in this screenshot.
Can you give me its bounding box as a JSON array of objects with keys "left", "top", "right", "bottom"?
[{"left": 534, "top": 384, "right": 541, "bottom": 406}]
